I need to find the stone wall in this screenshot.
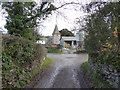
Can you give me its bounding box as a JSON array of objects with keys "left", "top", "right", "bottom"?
[{"left": 88, "top": 60, "right": 119, "bottom": 88}]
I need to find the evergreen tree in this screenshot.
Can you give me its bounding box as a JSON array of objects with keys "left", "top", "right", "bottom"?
[
  {"left": 83, "top": 2, "right": 120, "bottom": 61},
  {"left": 2, "top": 1, "right": 56, "bottom": 41},
  {"left": 59, "top": 29, "right": 74, "bottom": 37}
]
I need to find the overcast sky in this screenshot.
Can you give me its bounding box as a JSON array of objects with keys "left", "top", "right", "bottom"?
[
  {"left": 38, "top": 0, "right": 89, "bottom": 36},
  {"left": 0, "top": 5, "right": 7, "bottom": 33},
  {"left": 0, "top": 0, "right": 90, "bottom": 36}
]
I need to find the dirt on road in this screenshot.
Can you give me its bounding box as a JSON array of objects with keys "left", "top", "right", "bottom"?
[{"left": 25, "top": 53, "right": 88, "bottom": 88}]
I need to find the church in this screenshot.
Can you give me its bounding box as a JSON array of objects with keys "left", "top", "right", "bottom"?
[
  {"left": 52, "top": 24, "right": 61, "bottom": 44},
  {"left": 52, "top": 24, "right": 85, "bottom": 49}
]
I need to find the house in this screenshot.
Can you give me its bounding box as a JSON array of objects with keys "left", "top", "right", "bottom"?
[
  {"left": 52, "top": 24, "right": 86, "bottom": 49},
  {"left": 36, "top": 40, "right": 46, "bottom": 44},
  {"left": 60, "top": 37, "right": 77, "bottom": 48},
  {"left": 75, "top": 31, "right": 85, "bottom": 49},
  {"left": 46, "top": 36, "right": 53, "bottom": 44},
  {"left": 36, "top": 36, "right": 49, "bottom": 44},
  {"left": 52, "top": 25, "right": 78, "bottom": 48},
  {"left": 42, "top": 24, "right": 86, "bottom": 49}
]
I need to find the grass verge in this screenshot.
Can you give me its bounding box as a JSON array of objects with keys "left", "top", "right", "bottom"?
[
  {"left": 81, "top": 61, "right": 112, "bottom": 88},
  {"left": 14, "top": 57, "right": 52, "bottom": 88},
  {"left": 74, "top": 50, "right": 87, "bottom": 54},
  {"left": 41, "top": 57, "right": 53, "bottom": 68},
  {"left": 47, "top": 48, "right": 62, "bottom": 53}
]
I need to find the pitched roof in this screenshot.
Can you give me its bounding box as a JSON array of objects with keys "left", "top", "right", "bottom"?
[
  {"left": 51, "top": 45, "right": 58, "bottom": 47},
  {"left": 52, "top": 24, "right": 61, "bottom": 35},
  {"left": 61, "top": 36, "right": 76, "bottom": 41}
]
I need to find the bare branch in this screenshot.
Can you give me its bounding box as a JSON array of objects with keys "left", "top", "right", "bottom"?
[{"left": 55, "top": 2, "right": 82, "bottom": 10}]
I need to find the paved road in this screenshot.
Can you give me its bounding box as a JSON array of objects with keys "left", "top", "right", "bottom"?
[{"left": 33, "top": 53, "right": 88, "bottom": 88}]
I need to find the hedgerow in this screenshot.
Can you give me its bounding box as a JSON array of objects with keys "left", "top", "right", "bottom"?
[{"left": 2, "top": 35, "right": 46, "bottom": 88}]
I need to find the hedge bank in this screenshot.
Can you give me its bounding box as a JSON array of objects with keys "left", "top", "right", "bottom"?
[{"left": 2, "top": 35, "right": 46, "bottom": 88}]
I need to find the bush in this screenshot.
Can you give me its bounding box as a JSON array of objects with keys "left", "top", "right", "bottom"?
[{"left": 2, "top": 35, "right": 46, "bottom": 88}]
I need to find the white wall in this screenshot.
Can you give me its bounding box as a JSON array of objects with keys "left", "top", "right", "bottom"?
[
  {"left": 75, "top": 31, "right": 85, "bottom": 41},
  {"left": 36, "top": 40, "right": 46, "bottom": 44}
]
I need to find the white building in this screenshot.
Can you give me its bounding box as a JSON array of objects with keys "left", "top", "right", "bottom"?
[
  {"left": 60, "top": 37, "right": 77, "bottom": 48},
  {"left": 50, "top": 25, "right": 86, "bottom": 49},
  {"left": 36, "top": 40, "right": 46, "bottom": 44},
  {"left": 36, "top": 37, "right": 48, "bottom": 44},
  {"left": 75, "top": 30, "right": 86, "bottom": 49}
]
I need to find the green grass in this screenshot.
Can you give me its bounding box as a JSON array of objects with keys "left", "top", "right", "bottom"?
[
  {"left": 74, "top": 50, "right": 87, "bottom": 54},
  {"left": 41, "top": 57, "right": 53, "bottom": 68},
  {"left": 62, "top": 49, "right": 69, "bottom": 52},
  {"left": 14, "top": 57, "right": 52, "bottom": 88},
  {"left": 81, "top": 61, "right": 112, "bottom": 88},
  {"left": 81, "top": 62, "right": 90, "bottom": 70},
  {"left": 47, "top": 48, "right": 62, "bottom": 53}
]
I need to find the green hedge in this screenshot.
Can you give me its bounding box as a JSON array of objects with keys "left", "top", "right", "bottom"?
[
  {"left": 81, "top": 62, "right": 112, "bottom": 88},
  {"left": 47, "top": 48, "right": 62, "bottom": 53},
  {"left": 2, "top": 35, "right": 46, "bottom": 88},
  {"left": 89, "top": 53, "right": 120, "bottom": 71}
]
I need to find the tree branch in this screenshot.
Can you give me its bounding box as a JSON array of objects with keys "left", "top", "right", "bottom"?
[
  {"left": 55, "top": 2, "right": 82, "bottom": 10},
  {"left": 25, "top": 2, "right": 82, "bottom": 25}
]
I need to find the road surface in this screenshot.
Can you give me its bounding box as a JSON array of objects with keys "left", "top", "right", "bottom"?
[{"left": 26, "top": 53, "right": 88, "bottom": 88}]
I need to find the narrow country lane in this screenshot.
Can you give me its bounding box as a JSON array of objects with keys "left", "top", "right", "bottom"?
[{"left": 31, "top": 53, "right": 88, "bottom": 88}]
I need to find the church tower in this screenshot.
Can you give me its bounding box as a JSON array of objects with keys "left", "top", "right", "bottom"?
[{"left": 52, "top": 25, "right": 61, "bottom": 44}]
